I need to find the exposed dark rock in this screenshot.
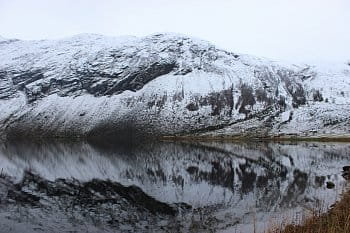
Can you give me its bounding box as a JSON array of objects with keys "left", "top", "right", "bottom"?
[
  {"left": 236, "top": 83, "right": 256, "bottom": 116},
  {"left": 288, "top": 83, "right": 306, "bottom": 108},
  {"left": 315, "top": 176, "right": 326, "bottom": 187},
  {"left": 0, "top": 71, "right": 17, "bottom": 100},
  {"left": 255, "top": 87, "right": 273, "bottom": 105},
  {"left": 343, "top": 166, "right": 350, "bottom": 172},
  {"left": 342, "top": 172, "right": 350, "bottom": 180},
  {"left": 186, "top": 166, "right": 199, "bottom": 174},
  {"left": 200, "top": 88, "right": 234, "bottom": 116},
  {"left": 186, "top": 102, "right": 199, "bottom": 111},
  {"left": 277, "top": 95, "right": 287, "bottom": 110},
  {"left": 12, "top": 71, "right": 45, "bottom": 87},
  {"left": 313, "top": 89, "right": 324, "bottom": 102},
  {"left": 103, "top": 62, "right": 177, "bottom": 95},
  {"left": 326, "top": 181, "right": 335, "bottom": 189},
  {"left": 342, "top": 166, "right": 350, "bottom": 180},
  {"left": 7, "top": 189, "right": 40, "bottom": 206}
]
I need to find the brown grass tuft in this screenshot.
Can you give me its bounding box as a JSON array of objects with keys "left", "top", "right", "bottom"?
[{"left": 266, "top": 190, "right": 350, "bottom": 233}]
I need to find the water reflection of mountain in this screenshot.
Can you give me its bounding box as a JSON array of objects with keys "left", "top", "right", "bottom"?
[{"left": 0, "top": 140, "right": 349, "bottom": 232}]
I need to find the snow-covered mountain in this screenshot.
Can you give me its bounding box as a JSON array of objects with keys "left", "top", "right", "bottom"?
[{"left": 0, "top": 33, "right": 349, "bottom": 139}]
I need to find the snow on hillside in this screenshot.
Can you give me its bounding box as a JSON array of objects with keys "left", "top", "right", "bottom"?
[{"left": 0, "top": 33, "right": 349, "bottom": 139}]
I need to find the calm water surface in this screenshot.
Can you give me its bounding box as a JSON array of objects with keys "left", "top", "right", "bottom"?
[{"left": 0, "top": 140, "right": 349, "bottom": 233}]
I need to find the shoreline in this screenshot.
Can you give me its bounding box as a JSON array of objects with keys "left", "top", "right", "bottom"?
[
  {"left": 1, "top": 134, "right": 350, "bottom": 143},
  {"left": 160, "top": 134, "right": 350, "bottom": 143}
]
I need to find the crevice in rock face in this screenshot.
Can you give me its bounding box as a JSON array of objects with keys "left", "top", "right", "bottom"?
[
  {"left": 9, "top": 70, "right": 50, "bottom": 102},
  {"left": 103, "top": 61, "right": 177, "bottom": 95},
  {"left": 0, "top": 71, "right": 17, "bottom": 99},
  {"left": 7, "top": 61, "right": 178, "bottom": 102},
  {"left": 12, "top": 71, "right": 45, "bottom": 87},
  {"left": 282, "top": 77, "right": 306, "bottom": 108}
]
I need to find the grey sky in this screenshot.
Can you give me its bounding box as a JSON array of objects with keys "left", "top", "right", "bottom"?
[{"left": 0, "top": 0, "right": 349, "bottom": 63}]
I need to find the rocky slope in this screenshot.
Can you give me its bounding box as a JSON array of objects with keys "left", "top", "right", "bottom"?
[{"left": 0, "top": 33, "right": 349, "bottom": 139}]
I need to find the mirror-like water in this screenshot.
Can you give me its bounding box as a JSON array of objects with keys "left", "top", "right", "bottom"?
[{"left": 0, "top": 140, "right": 349, "bottom": 233}]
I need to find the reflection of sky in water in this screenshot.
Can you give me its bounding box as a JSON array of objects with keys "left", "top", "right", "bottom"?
[{"left": 0, "top": 140, "right": 349, "bottom": 232}]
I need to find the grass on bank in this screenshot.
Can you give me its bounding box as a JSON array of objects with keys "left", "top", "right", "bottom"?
[{"left": 267, "top": 190, "right": 350, "bottom": 233}]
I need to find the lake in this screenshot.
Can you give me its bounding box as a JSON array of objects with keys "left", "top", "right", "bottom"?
[{"left": 0, "top": 140, "right": 349, "bottom": 233}]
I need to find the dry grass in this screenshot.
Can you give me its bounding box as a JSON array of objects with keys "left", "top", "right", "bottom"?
[{"left": 267, "top": 190, "right": 350, "bottom": 233}]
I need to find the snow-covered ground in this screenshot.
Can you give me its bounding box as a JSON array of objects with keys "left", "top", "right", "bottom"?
[{"left": 0, "top": 33, "right": 349, "bottom": 139}]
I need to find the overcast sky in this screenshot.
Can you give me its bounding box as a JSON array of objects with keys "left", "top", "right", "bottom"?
[{"left": 0, "top": 0, "right": 349, "bottom": 63}]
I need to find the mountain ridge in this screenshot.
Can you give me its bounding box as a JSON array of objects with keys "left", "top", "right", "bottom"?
[{"left": 0, "top": 33, "right": 349, "bottom": 140}]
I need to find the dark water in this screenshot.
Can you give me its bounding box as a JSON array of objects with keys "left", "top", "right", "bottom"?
[{"left": 0, "top": 140, "right": 349, "bottom": 233}]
